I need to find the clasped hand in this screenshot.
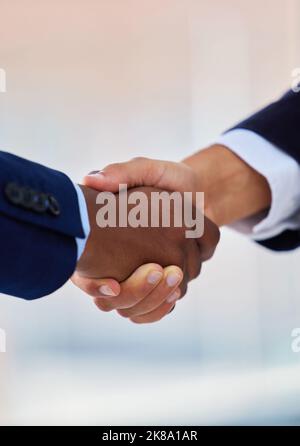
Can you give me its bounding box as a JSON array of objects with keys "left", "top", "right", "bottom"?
[{"left": 72, "top": 158, "right": 220, "bottom": 324}]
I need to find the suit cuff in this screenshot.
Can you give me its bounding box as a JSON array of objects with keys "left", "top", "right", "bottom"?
[
  {"left": 74, "top": 184, "right": 90, "bottom": 260},
  {"left": 215, "top": 129, "right": 300, "bottom": 240}
]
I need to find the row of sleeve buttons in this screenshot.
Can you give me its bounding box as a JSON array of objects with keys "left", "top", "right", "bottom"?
[{"left": 4, "top": 182, "right": 61, "bottom": 216}]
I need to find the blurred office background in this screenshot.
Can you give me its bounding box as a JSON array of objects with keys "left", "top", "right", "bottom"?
[{"left": 0, "top": 0, "right": 300, "bottom": 425}]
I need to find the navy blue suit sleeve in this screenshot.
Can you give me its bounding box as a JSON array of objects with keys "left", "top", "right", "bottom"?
[
  {"left": 230, "top": 90, "right": 300, "bottom": 251},
  {"left": 0, "top": 151, "right": 85, "bottom": 300}
]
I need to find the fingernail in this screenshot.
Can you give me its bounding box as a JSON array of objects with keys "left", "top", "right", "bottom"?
[
  {"left": 147, "top": 270, "right": 163, "bottom": 285},
  {"left": 167, "top": 290, "right": 181, "bottom": 303},
  {"left": 99, "top": 285, "right": 118, "bottom": 297},
  {"left": 87, "top": 170, "right": 105, "bottom": 176},
  {"left": 166, "top": 272, "right": 182, "bottom": 287}
]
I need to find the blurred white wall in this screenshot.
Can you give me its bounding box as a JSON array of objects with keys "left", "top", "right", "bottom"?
[{"left": 1, "top": 0, "right": 300, "bottom": 425}]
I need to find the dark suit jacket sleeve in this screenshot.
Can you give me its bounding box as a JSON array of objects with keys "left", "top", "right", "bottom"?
[
  {"left": 229, "top": 90, "right": 300, "bottom": 251},
  {"left": 0, "top": 151, "right": 85, "bottom": 300}
]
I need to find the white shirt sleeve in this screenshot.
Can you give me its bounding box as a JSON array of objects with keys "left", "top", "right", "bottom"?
[
  {"left": 74, "top": 184, "right": 90, "bottom": 260},
  {"left": 214, "top": 129, "right": 300, "bottom": 241}
]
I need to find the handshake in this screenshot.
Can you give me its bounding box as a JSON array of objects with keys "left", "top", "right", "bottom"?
[
  {"left": 72, "top": 156, "right": 220, "bottom": 324},
  {"left": 72, "top": 144, "right": 271, "bottom": 323}
]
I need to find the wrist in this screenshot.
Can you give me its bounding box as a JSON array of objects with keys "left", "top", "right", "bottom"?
[
  {"left": 76, "top": 185, "right": 98, "bottom": 274},
  {"left": 183, "top": 144, "right": 271, "bottom": 226}
]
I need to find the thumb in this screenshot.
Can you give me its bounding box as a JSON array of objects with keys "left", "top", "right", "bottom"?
[{"left": 82, "top": 157, "right": 167, "bottom": 192}]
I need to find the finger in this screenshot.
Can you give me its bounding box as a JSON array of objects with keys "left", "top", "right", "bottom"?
[
  {"left": 129, "top": 300, "right": 178, "bottom": 324},
  {"left": 83, "top": 158, "right": 194, "bottom": 194},
  {"left": 93, "top": 296, "right": 116, "bottom": 312},
  {"left": 117, "top": 266, "right": 183, "bottom": 318},
  {"left": 71, "top": 273, "right": 121, "bottom": 298},
  {"left": 168, "top": 305, "right": 176, "bottom": 314},
  {"left": 82, "top": 158, "right": 167, "bottom": 192},
  {"left": 93, "top": 263, "right": 164, "bottom": 311},
  {"left": 197, "top": 216, "right": 220, "bottom": 261},
  {"left": 185, "top": 239, "right": 202, "bottom": 281}
]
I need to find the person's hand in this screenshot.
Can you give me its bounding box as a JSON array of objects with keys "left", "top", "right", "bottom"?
[
  {"left": 72, "top": 263, "right": 184, "bottom": 324},
  {"left": 82, "top": 149, "right": 271, "bottom": 227},
  {"left": 72, "top": 160, "right": 220, "bottom": 323},
  {"left": 84, "top": 158, "right": 199, "bottom": 207},
  {"left": 77, "top": 184, "right": 215, "bottom": 281},
  {"left": 74, "top": 145, "right": 270, "bottom": 323},
  {"left": 73, "top": 184, "right": 219, "bottom": 323}
]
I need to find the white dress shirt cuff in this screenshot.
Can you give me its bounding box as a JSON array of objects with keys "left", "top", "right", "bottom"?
[
  {"left": 74, "top": 184, "right": 90, "bottom": 260},
  {"left": 214, "top": 129, "right": 300, "bottom": 241}
]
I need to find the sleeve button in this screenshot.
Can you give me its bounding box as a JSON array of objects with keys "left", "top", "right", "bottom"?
[
  {"left": 48, "top": 194, "right": 61, "bottom": 216},
  {"left": 32, "top": 193, "right": 49, "bottom": 213},
  {"left": 20, "top": 187, "right": 36, "bottom": 209},
  {"left": 4, "top": 182, "right": 23, "bottom": 205}
]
